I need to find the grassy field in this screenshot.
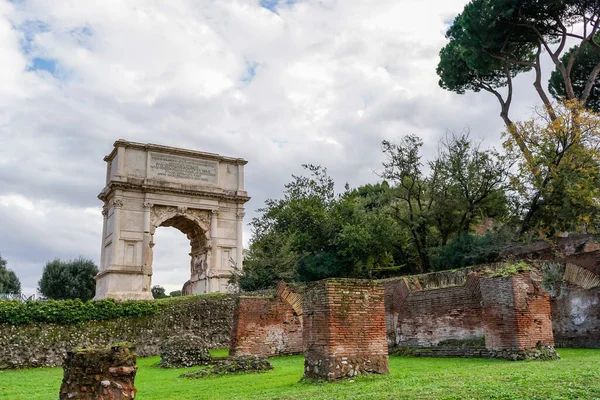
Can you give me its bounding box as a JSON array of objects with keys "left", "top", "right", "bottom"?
[{"left": 1, "top": 349, "right": 599, "bottom": 399}]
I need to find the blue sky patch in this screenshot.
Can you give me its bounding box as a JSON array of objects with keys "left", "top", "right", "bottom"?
[
  {"left": 242, "top": 61, "right": 259, "bottom": 83},
  {"left": 28, "top": 57, "right": 57, "bottom": 74},
  {"left": 259, "top": 0, "right": 297, "bottom": 13}
]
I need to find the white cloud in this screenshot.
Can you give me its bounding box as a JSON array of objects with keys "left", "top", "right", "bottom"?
[{"left": 0, "top": 0, "right": 548, "bottom": 294}]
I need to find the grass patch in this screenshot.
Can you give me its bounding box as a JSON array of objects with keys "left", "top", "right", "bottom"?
[{"left": 0, "top": 349, "right": 599, "bottom": 399}]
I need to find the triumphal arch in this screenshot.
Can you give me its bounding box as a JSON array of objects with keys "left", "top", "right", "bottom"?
[{"left": 94, "top": 140, "right": 249, "bottom": 300}]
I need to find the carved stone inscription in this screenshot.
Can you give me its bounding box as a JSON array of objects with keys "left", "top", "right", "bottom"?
[{"left": 149, "top": 153, "right": 217, "bottom": 184}]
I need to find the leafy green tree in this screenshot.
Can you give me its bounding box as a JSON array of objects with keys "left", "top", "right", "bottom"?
[
  {"left": 549, "top": 36, "right": 600, "bottom": 112},
  {"left": 432, "top": 132, "right": 510, "bottom": 244},
  {"left": 381, "top": 135, "right": 434, "bottom": 272},
  {"left": 381, "top": 133, "right": 509, "bottom": 271},
  {"left": 504, "top": 100, "right": 600, "bottom": 234},
  {"left": 151, "top": 285, "right": 168, "bottom": 299},
  {"left": 169, "top": 290, "right": 182, "bottom": 297},
  {"left": 38, "top": 257, "right": 98, "bottom": 301},
  {"left": 0, "top": 254, "right": 21, "bottom": 294},
  {"left": 438, "top": 0, "right": 600, "bottom": 166},
  {"left": 236, "top": 166, "right": 407, "bottom": 290}
]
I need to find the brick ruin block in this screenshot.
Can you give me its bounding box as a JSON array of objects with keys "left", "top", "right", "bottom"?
[
  {"left": 59, "top": 345, "right": 137, "bottom": 400},
  {"left": 480, "top": 270, "right": 555, "bottom": 354},
  {"left": 303, "top": 279, "right": 389, "bottom": 381},
  {"left": 230, "top": 283, "right": 303, "bottom": 357}
]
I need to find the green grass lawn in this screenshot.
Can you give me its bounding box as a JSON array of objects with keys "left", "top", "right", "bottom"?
[{"left": 1, "top": 349, "right": 599, "bottom": 399}]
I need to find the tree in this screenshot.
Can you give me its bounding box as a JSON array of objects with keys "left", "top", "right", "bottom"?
[
  {"left": 504, "top": 100, "right": 600, "bottom": 234},
  {"left": 549, "top": 36, "right": 600, "bottom": 112},
  {"left": 151, "top": 285, "right": 168, "bottom": 299},
  {"left": 437, "top": 0, "right": 600, "bottom": 166},
  {"left": 0, "top": 254, "right": 21, "bottom": 294},
  {"left": 432, "top": 132, "right": 510, "bottom": 243},
  {"left": 236, "top": 165, "right": 407, "bottom": 290},
  {"left": 381, "top": 133, "right": 509, "bottom": 272},
  {"left": 381, "top": 135, "right": 434, "bottom": 272},
  {"left": 169, "top": 290, "right": 182, "bottom": 297},
  {"left": 38, "top": 257, "right": 98, "bottom": 301}
]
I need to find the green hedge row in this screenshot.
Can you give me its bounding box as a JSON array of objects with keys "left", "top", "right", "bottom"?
[{"left": 0, "top": 298, "right": 163, "bottom": 325}]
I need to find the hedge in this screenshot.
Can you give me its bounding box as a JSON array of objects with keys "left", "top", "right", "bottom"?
[{"left": 0, "top": 295, "right": 230, "bottom": 325}]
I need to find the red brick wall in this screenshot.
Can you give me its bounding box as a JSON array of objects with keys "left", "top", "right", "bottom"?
[
  {"left": 303, "top": 279, "right": 389, "bottom": 381},
  {"left": 229, "top": 296, "right": 302, "bottom": 357},
  {"left": 480, "top": 271, "right": 554, "bottom": 351},
  {"left": 385, "top": 274, "right": 485, "bottom": 348}
]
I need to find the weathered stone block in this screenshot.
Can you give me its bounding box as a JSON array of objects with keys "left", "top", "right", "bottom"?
[
  {"left": 159, "top": 333, "right": 210, "bottom": 368},
  {"left": 59, "top": 344, "right": 137, "bottom": 400}
]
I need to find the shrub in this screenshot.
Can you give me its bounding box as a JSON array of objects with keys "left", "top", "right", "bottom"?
[
  {"left": 159, "top": 333, "right": 211, "bottom": 368},
  {"left": 179, "top": 356, "right": 273, "bottom": 378},
  {"left": 0, "top": 298, "right": 161, "bottom": 325},
  {"left": 38, "top": 257, "right": 98, "bottom": 301}
]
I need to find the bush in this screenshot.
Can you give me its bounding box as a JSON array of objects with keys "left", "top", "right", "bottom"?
[
  {"left": 159, "top": 333, "right": 211, "bottom": 368},
  {"left": 431, "top": 231, "right": 514, "bottom": 271},
  {"left": 38, "top": 257, "right": 98, "bottom": 301},
  {"left": 179, "top": 356, "right": 273, "bottom": 378}
]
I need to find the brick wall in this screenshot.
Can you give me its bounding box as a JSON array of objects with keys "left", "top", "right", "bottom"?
[
  {"left": 480, "top": 271, "right": 554, "bottom": 351},
  {"left": 386, "top": 270, "right": 557, "bottom": 357},
  {"left": 385, "top": 274, "right": 484, "bottom": 349},
  {"left": 229, "top": 296, "right": 302, "bottom": 357},
  {"left": 303, "top": 279, "right": 389, "bottom": 381}
]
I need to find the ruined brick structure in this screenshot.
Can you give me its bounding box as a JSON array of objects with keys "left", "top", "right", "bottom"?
[
  {"left": 480, "top": 271, "right": 554, "bottom": 351},
  {"left": 541, "top": 260, "right": 600, "bottom": 348},
  {"left": 385, "top": 273, "right": 484, "bottom": 348},
  {"left": 303, "top": 279, "right": 389, "bottom": 381},
  {"left": 229, "top": 283, "right": 303, "bottom": 356},
  {"left": 59, "top": 345, "right": 137, "bottom": 400},
  {"left": 385, "top": 268, "right": 557, "bottom": 358}
]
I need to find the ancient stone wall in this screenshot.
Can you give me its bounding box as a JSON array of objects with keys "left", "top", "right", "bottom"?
[
  {"left": 303, "top": 279, "right": 389, "bottom": 381},
  {"left": 551, "top": 285, "right": 600, "bottom": 348},
  {"left": 60, "top": 345, "right": 137, "bottom": 400},
  {"left": 0, "top": 295, "right": 235, "bottom": 369},
  {"left": 229, "top": 295, "right": 303, "bottom": 357}
]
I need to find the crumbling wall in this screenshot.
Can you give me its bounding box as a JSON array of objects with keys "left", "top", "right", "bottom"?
[
  {"left": 480, "top": 271, "right": 554, "bottom": 351},
  {"left": 384, "top": 274, "right": 484, "bottom": 349},
  {"left": 229, "top": 296, "right": 302, "bottom": 357},
  {"left": 303, "top": 279, "right": 389, "bottom": 381},
  {"left": 386, "top": 269, "right": 558, "bottom": 359},
  {"left": 0, "top": 295, "right": 235, "bottom": 369},
  {"left": 59, "top": 345, "right": 137, "bottom": 400}
]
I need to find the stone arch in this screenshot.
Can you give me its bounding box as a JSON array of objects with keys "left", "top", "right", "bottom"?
[
  {"left": 148, "top": 205, "right": 213, "bottom": 294},
  {"left": 95, "top": 140, "right": 249, "bottom": 300}
]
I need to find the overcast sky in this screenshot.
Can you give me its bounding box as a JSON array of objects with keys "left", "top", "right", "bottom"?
[{"left": 1, "top": 0, "right": 548, "bottom": 294}]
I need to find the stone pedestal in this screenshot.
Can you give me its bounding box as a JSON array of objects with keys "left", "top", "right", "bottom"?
[
  {"left": 303, "top": 279, "right": 389, "bottom": 381},
  {"left": 59, "top": 345, "right": 138, "bottom": 400}
]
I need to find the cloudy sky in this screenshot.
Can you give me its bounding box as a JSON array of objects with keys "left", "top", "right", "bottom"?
[{"left": 0, "top": 0, "right": 546, "bottom": 294}]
